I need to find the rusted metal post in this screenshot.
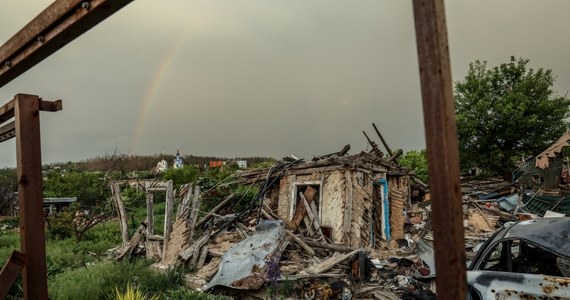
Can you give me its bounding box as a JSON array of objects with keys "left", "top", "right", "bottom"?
[
  {"left": 15, "top": 94, "right": 48, "bottom": 299},
  {"left": 412, "top": 1, "right": 467, "bottom": 299}
]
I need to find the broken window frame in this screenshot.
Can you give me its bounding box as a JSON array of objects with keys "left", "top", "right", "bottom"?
[
  {"left": 288, "top": 181, "right": 323, "bottom": 223},
  {"left": 474, "top": 237, "right": 569, "bottom": 277}
]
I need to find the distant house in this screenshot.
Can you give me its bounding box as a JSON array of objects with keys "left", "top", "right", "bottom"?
[
  {"left": 209, "top": 160, "right": 224, "bottom": 168},
  {"left": 11, "top": 196, "right": 77, "bottom": 215},
  {"left": 236, "top": 160, "right": 247, "bottom": 169},
  {"left": 156, "top": 159, "right": 168, "bottom": 173},
  {"left": 43, "top": 197, "right": 77, "bottom": 214}
]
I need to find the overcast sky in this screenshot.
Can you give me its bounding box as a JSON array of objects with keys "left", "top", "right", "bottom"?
[{"left": 0, "top": 1, "right": 569, "bottom": 167}]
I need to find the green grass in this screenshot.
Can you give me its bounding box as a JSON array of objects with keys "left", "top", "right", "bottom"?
[
  {"left": 0, "top": 204, "right": 227, "bottom": 300},
  {"left": 49, "top": 259, "right": 176, "bottom": 299}
]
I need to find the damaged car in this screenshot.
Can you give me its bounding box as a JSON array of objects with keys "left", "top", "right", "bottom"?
[{"left": 467, "top": 217, "right": 570, "bottom": 300}]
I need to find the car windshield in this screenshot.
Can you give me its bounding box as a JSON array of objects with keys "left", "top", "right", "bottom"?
[{"left": 478, "top": 238, "right": 569, "bottom": 277}]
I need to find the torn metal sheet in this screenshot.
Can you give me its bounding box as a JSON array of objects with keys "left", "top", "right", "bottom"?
[
  {"left": 536, "top": 130, "right": 570, "bottom": 169},
  {"left": 467, "top": 270, "right": 570, "bottom": 300},
  {"left": 206, "top": 220, "right": 287, "bottom": 290},
  {"left": 496, "top": 194, "right": 519, "bottom": 212},
  {"left": 415, "top": 238, "right": 436, "bottom": 279}
]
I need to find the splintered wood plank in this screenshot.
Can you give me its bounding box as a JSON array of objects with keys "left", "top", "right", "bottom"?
[
  {"left": 162, "top": 180, "right": 175, "bottom": 258},
  {"left": 145, "top": 188, "right": 154, "bottom": 238},
  {"left": 286, "top": 230, "right": 315, "bottom": 257},
  {"left": 304, "top": 249, "right": 359, "bottom": 274},
  {"left": 290, "top": 186, "right": 316, "bottom": 230},
  {"left": 187, "top": 185, "right": 201, "bottom": 242},
  {"left": 112, "top": 182, "right": 129, "bottom": 246},
  {"left": 300, "top": 192, "right": 325, "bottom": 241}
]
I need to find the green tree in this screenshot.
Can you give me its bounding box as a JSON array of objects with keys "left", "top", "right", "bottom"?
[
  {"left": 398, "top": 150, "right": 428, "bottom": 182},
  {"left": 0, "top": 168, "right": 17, "bottom": 214},
  {"left": 162, "top": 165, "right": 199, "bottom": 188},
  {"left": 454, "top": 56, "right": 570, "bottom": 179},
  {"left": 43, "top": 170, "right": 109, "bottom": 207}
]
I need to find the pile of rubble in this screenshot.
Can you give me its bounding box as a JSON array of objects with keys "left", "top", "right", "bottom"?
[
  {"left": 108, "top": 174, "right": 523, "bottom": 299},
  {"left": 106, "top": 128, "right": 570, "bottom": 299}
]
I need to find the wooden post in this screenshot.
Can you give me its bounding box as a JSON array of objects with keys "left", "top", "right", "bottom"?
[
  {"left": 112, "top": 182, "right": 129, "bottom": 247},
  {"left": 162, "top": 180, "right": 174, "bottom": 257},
  {"left": 412, "top": 1, "right": 467, "bottom": 298},
  {"left": 187, "top": 185, "right": 201, "bottom": 242},
  {"left": 15, "top": 94, "right": 48, "bottom": 299},
  {"left": 176, "top": 184, "right": 192, "bottom": 219},
  {"left": 145, "top": 186, "right": 154, "bottom": 238}
]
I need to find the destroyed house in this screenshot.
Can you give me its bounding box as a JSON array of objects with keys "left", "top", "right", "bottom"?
[
  {"left": 513, "top": 131, "right": 570, "bottom": 216},
  {"left": 238, "top": 151, "right": 418, "bottom": 248}
]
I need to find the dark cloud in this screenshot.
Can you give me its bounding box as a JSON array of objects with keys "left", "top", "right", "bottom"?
[{"left": 0, "top": 1, "right": 569, "bottom": 167}]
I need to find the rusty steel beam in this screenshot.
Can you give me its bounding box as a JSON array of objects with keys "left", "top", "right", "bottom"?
[
  {"left": 0, "top": 99, "right": 15, "bottom": 124},
  {"left": 412, "top": 0, "right": 467, "bottom": 299},
  {"left": 0, "top": 0, "right": 135, "bottom": 89},
  {"left": 0, "top": 251, "right": 26, "bottom": 299},
  {"left": 0, "top": 121, "right": 16, "bottom": 142},
  {"left": 14, "top": 94, "right": 61, "bottom": 299}
]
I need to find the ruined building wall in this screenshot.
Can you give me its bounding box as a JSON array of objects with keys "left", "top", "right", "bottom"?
[
  {"left": 276, "top": 169, "right": 348, "bottom": 244},
  {"left": 277, "top": 175, "right": 296, "bottom": 220},
  {"left": 349, "top": 171, "right": 375, "bottom": 248},
  {"left": 388, "top": 175, "right": 410, "bottom": 242},
  {"left": 321, "top": 170, "right": 346, "bottom": 244}
]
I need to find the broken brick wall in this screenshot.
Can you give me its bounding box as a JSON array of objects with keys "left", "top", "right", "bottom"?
[{"left": 388, "top": 175, "right": 411, "bottom": 242}]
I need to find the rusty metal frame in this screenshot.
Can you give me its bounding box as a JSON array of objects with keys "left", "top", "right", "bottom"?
[
  {"left": 0, "top": 0, "right": 135, "bottom": 89},
  {"left": 0, "top": 94, "right": 61, "bottom": 299}
]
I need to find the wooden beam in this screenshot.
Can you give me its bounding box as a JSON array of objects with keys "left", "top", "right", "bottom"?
[
  {"left": 187, "top": 185, "right": 201, "bottom": 242},
  {"left": 304, "top": 250, "right": 359, "bottom": 275},
  {"left": 145, "top": 188, "right": 154, "bottom": 238},
  {"left": 112, "top": 182, "right": 129, "bottom": 247},
  {"left": 0, "top": 0, "right": 135, "bottom": 89},
  {"left": 162, "top": 180, "right": 174, "bottom": 257},
  {"left": 0, "top": 251, "right": 26, "bottom": 299},
  {"left": 15, "top": 94, "right": 48, "bottom": 299},
  {"left": 412, "top": 0, "right": 467, "bottom": 298},
  {"left": 372, "top": 123, "right": 393, "bottom": 156},
  {"left": 289, "top": 186, "right": 316, "bottom": 230}
]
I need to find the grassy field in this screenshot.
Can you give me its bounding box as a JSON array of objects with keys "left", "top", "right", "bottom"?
[{"left": 0, "top": 206, "right": 228, "bottom": 300}]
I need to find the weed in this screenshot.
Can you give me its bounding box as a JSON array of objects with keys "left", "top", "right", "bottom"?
[{"left": 112, "top": 283, "right": 160, "bottom": 300}]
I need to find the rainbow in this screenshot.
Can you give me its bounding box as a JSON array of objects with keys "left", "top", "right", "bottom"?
[{"left": 131, "top": 34, "right": 187, "bottom": 153}]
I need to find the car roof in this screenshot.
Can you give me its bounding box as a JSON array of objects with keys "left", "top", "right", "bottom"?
[{"left": 499, "top": 217, "right": 570, "bottom": 257}]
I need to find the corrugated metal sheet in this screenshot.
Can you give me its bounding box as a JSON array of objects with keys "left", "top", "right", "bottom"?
[{"left": 206, "top": 220, "right": 287, "bottom": 290}]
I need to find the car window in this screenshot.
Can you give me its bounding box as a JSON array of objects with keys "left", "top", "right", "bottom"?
[{"left": 482, "top": 242, "right": 503, "bottom": 270}]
